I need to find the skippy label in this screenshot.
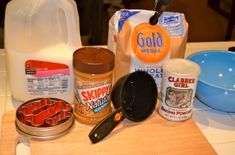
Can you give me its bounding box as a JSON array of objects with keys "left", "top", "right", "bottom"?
[
  {"left": 159, "top": 73, "right": 197, "bottom": 121},
  {"left": 130, "top": 23, "right": 171, "bottom": 89},
  {"left": 25, "top": 60, "right": 70, "bottom": 96},
  {"left": 76, "top": 83, "right": 111, "bottom": 113}
]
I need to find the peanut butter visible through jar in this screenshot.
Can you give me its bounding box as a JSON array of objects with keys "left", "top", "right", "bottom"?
[{"left": 73, "top": 47, "right": 115, "bottom": 124}]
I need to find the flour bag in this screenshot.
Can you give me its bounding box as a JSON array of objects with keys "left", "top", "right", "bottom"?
[{"left": 108, "top": 10, "right": 188, "bottom": 90}]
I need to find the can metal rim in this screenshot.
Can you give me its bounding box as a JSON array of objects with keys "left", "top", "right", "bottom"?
[{"left": 15, "top": 115, "right": 74, "bottom": 140}]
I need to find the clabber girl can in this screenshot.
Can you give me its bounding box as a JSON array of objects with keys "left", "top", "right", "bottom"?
[{"left": 159, "top": 58, "right": 200, "bottom": 121}]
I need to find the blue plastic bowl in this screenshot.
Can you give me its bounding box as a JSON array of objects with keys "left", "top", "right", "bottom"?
[{"left": 187, "top": 50, "right": 235, "bottom": 112}]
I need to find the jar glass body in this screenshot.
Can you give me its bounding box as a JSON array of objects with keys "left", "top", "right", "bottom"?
[{"left": 73, "top": 69, "right": 113, "bottom": 124}]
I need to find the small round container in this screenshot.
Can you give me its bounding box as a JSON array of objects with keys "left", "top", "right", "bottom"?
[
  {"left": 73, "top": 47, "right": 115, "bottom": 124},
  {"left": 158, "top": 58, "right": 200, "bottom": 121},
  {"left": 15, "top": 98, "right": 74, "bottom": 140}
]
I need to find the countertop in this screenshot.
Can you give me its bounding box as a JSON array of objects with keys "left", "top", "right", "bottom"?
[{"left": 1, "top": 42, "right": 235, "bottom": 155}]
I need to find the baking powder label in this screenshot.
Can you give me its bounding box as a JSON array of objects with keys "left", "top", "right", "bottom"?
[
  {"left": 25, "top": 60, "right": 70, "bottom": 96},
  {"left": 159, "top": 73, "right": 197, "bottom": 121}
]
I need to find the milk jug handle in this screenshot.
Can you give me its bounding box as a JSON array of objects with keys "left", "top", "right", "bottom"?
[{"left": 58, "top": 3, "right": 78, "bottom": 46}]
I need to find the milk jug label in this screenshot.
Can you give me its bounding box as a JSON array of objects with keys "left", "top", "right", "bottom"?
[
  {"left": 25, "top": 60, "right": 70, "bottom": 96},
  {"left": 130, "top": 23, "right": 171, "bottom": 89}
]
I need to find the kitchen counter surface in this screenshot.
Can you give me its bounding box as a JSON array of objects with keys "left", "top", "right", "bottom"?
[{"left": 1, "top": 41, "right": 235, "bottom": 155}]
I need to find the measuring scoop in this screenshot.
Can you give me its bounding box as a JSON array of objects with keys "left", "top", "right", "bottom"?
[{"left": 89, "top": 71, "right": 158, "bottom": 143}]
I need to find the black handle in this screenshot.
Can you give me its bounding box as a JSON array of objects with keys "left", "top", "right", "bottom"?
[
  {"left": 88, "top": 107, "right": 125, "bottom": 144},
  {"left": 155, "top": 0, "right": 171, "bottom": 11},
  {"left": 228, "top": 46, "right": 235, "bottom": 52},
  {"left": 149, "top": 0, "right": 172, "bottom": 25}
]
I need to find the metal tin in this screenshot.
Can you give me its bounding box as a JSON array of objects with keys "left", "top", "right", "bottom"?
[
  {"left": 158, "top": 58, "right": 200, "bottom": 121},
  {"left": 15, "top": 98, "right": 74, "bottom": 140}
]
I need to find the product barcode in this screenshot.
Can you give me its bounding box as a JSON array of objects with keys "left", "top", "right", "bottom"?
[
  {"left": 62, "top": 79, "right": 68, "bottom": 89},
  {"left": 27, "top": 74, "right": 70, "bottom": 96}
]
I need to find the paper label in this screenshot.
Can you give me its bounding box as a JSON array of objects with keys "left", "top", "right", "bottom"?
[
  {"left": 159, "top": 73, "right": 197, "bottom": 121},
  {"left": 25, "top": 60, "right": 70, "bottom": 96},
  {"left": 130, "top": 23, "right": 171, "bottom": 88},
  {"left": 76, "top": 83, "right": 111, "bottom": 113},
  {"left": 158, "top": 12, "right": 185, "bottom": 37}
]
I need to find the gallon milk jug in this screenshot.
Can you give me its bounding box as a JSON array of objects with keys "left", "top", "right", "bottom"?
[{"left": 5, "top": 0, "right": 82, "bottom": 105}]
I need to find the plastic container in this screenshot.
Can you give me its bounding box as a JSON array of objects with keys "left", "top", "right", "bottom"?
[
  {"left": 73, "top": 47, "right": 115, "bottom": 124},
  {"left": 4, "top": 0, "right": 82, "bottom": 105}
]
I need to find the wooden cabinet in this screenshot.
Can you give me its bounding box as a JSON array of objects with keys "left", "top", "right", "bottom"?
[{"left": 208, "top": 0, "right": 235, "bottom": 40}]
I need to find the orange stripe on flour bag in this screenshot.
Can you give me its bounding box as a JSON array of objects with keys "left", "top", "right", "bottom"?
[{"left": 131, "top": 23, "right": 170, "bottom": 63}]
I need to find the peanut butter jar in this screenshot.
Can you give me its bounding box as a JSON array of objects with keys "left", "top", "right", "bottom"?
[{"left": 73, "top": 47, "right": 115, "bottom": 124}]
